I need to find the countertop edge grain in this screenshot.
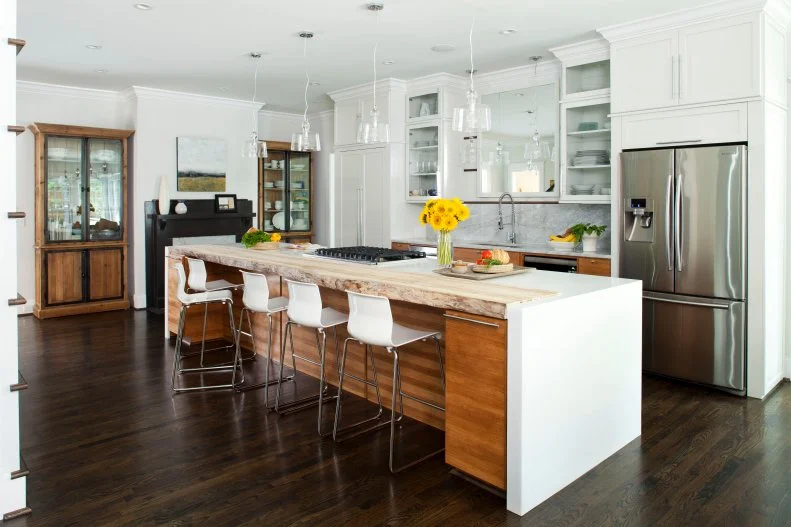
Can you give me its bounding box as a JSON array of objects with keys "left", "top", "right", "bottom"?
[{"left": 168, "top": 245, "right": 559, "bottom": 320}]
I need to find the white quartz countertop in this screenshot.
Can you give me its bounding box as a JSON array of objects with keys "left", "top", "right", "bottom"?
[{"left": 393, "top": 237, "right": 612, "bottom": 259}]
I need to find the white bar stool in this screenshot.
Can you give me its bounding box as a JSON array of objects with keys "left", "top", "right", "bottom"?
[
  {"left": 234, "top": 270, "right": 296, "bottom": 404},
  {"left": 185, "top": 257, "right": 245, "bottom": 366},
  {"left": 274, "top": 279, "right": 348, "bottom": 437},
  {"left": 171, "top": 262, "right": 243, "bottom": 393},
  {"left": 333, "top": 291, "right": 445, "bottom": 473}
]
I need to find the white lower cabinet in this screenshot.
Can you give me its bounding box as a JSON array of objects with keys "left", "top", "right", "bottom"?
[
  {"left": 620, "top": 103, "right": 748, "bottom": 150},
  {"left": 334, "top": 147, "right": 390, "bottom": 247}
]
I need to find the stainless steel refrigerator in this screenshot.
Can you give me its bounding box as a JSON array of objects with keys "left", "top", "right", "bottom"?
[{"left": 620, "top": 144, "right": 746, "bottom": 394}]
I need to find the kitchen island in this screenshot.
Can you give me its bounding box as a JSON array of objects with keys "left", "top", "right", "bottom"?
[{"left": 165, "top": 244, "right": 642, "bottom": 516}]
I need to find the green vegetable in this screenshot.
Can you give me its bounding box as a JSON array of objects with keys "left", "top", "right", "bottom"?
[
  {"left": 484, "top": 259, "right": 504, "bottom": 267},
  {"left": 241, "top": 229, "right": 271, "bottom": 248},
  {"left": 569, "top": 223, "right": 607, "bottom": 243}
]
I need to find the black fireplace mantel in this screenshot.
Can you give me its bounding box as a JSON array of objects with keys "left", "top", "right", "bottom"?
[{"left": 144, "top": 199, "right": 255, "bottom": 313}]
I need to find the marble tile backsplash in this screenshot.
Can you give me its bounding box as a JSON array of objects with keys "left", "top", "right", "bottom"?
[{"left": 425, "top": 203, "right": 612, "bottom": 249}]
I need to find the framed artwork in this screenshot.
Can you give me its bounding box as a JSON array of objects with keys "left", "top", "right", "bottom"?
[
  {"left": 214, "top": 194, "right": 237, "bottom": 213},
  {"left": 177, "top": 137, "right": 227, "bottom": 192}
]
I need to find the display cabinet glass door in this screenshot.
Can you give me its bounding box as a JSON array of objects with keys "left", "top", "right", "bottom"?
[
  {"left": 87, "top": 138, "right": 123, "bottom": 241},
  {"left": 45, "top": 136, "right": 84, "bottom": 242},
  {"left": 407, "top": 124, "right": 440, "bottom": 202},
  {"left": 288, "top": 152, "right": 311, "bottom": 232},
  {"left": 261, "top": 150, "right": 287, "bottom": 232}
]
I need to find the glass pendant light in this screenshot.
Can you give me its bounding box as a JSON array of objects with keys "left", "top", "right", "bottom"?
[
  {"left": 357, "top": 3, "right": 390, "bottom": 144},
  {"left": 452, "top": 18, "right": 491, "bottom": 134},
  {"left": 242, "top": 52, "right": 268, "bottom": 159},
  {"left": 291, "top": 32, "right": 321, "bottom": 152},
  {"left": 489, "top": 94, "right": 509, "bottom": 166},
  {"left": 523, "top": 57, "right": 544, "bottom": 169}
]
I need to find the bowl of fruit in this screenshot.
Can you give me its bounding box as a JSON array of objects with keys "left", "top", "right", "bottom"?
[
  {"left": 473, "top": 249, "right": 514, "bottom": 274},
  {"left": 548, "top": 229, "right": 576, "bottom": 251}
]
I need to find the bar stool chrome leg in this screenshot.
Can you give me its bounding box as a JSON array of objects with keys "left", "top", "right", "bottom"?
[
  {"left": 172, "top": 300, "right": 244, "bottom": 393},
  {"left": 273, "top": 322, "right": 338, "bottom": 428},
  {"left": 333, "top": 339, "right": 390, "bottom": 441},
  {"left": 234, "top": 309, "right": 295, "bottom": 402},
  {"left": 388, "top": 343, "right": 444, "bottom": 474}
]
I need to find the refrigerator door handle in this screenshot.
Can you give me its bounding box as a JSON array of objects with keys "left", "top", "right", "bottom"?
[
  {"left": 643, "top": 294, "right": 731, "bottom": 310},
  {"left": 674, "top": 173, "right": 683, "bottom": 272},
  {"left": 665, "top": 174, "right": 673, "bottom": 271}
]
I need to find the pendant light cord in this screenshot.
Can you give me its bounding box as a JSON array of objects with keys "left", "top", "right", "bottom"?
[
  {"left": 302, "top": 36, "right": 310, "bottom": 123},
  {"left": 468, "top": 17, "right": 475, "bottom": 91},
  {"left": 372, "top": 8, "right": 380, "bottom": 109},
  {"left": 252, "top": 55, "right": 261, "bottom": 132}
]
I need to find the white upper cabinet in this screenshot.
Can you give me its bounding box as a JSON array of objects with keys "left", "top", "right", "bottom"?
[
  {"left": 611, "top": 31, "right": 678, "bottom": 113},
  {"left": 610, "top": 13, "right": 760, "bottom": 113},
  {"left": 678, "top": 14, "right": 760, "bottom": 106}
]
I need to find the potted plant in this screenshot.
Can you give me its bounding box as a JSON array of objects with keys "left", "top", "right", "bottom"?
[
  {"left": 419, "top": 197, "right": 470, "bottom": 267},
  {"left": 569, "top": 223, "right": 607, "bottom": 252},
  {"left": 241, "top": 227, "right": 282, "bottom": 250}
]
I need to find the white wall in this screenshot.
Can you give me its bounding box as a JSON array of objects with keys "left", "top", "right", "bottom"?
[
  {"left": 130, "top": 87, "right": 260, "bottom": 307},
  {"left": 15, "top": 82, "right": 127, "bottom": 313}
]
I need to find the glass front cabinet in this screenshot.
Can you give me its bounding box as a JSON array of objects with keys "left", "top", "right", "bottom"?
[
  {"left": 258, "top": 142, "right": 313, "bottom": 241},
  {"left": 31, "top": 123, "right": 133, "bottom": 319}
]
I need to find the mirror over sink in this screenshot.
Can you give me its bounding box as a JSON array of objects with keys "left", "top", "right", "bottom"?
[{"left": 477, "top": 83, "right": 559, "bottom": 199}]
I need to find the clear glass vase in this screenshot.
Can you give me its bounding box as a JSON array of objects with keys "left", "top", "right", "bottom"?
[{"left": 437, "top": 230, "right": 453, "bottom": 268}]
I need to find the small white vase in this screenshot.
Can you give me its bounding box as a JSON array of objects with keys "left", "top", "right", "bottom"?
[
  {"left": 175, "top": 201, "right": 187, "bottom": 215},
  {"left": 581, "top": 234, "right": 599, "bottom": 253},
  {"left": 157, "top": 176, "right": 169, "bottom": 215}
]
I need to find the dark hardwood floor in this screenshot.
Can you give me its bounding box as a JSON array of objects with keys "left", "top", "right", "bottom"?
[{"left": 10, "top": 310, "right": 791, "bottom": 526}]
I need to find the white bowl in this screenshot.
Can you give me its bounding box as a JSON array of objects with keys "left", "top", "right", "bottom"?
[
  {"left": 548, "top": 241, "right": 575, "bottom": 251},
  {"left": 571, "top": 184, "right": 594, "bottom": 191}
]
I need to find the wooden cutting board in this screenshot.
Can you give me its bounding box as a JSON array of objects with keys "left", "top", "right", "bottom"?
[{"left": 432, "top": 266, "right": 534, "bottom": 281}]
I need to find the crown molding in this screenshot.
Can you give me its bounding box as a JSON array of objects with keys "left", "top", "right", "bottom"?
[
  {"left": 130, "top": 86, "right": 263, "bottom": 110},
  {"left": 17, "top": 80, "right": 122, "bottom": 102},
  {"left": 549, "top": 38, "right": 610, "bottom": 64},
  {"left": 327, "top": 78, "right": 407, "bottom": 102},
  {"left": 599, "top": 0, "right": 773, "bottom": 42},
  {"left": 259, "top": 109, "right": 305, "bottom": 121},
  {"left": 475, "top": 59, "right": 561, "bottom": 95},
  {"left": 407, "top": 72, "right": 467, "bottom": 92}
]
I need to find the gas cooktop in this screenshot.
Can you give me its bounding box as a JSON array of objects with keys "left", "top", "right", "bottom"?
[{"left": 312, "top": 246, "right": 427, "bottom": 264}]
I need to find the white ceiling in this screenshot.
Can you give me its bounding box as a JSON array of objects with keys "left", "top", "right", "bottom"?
[{"left": 18, "top": 0, "right": 713, "bottom": 112}]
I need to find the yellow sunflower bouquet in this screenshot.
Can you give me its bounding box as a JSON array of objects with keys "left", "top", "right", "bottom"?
[{"left": 419, "top": 197, "right": 470, "bottom": 266}]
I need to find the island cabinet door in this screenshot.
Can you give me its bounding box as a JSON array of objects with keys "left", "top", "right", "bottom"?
[{"left": 444, "top": 310, "right": 507, "bottom": 490}]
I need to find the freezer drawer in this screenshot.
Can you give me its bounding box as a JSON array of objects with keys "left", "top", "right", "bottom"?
[{"left": 643, "top": 292, "right": 745, "bottom": 393}]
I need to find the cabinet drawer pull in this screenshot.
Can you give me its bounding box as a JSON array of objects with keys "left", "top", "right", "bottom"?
[
  {"left": 8, "top": 294, "right": 26, "bottom": 306},
  {"left": 443, "top": 313, "right": 499, "bottom": 328},
  {"left": 7, "top": 212, "right": 25, "bottom": 219},
  {"left": 656, "top": 139, "right": 702, "bottom": 145},
  {"left": 7, "top": 125, "right": 25, "bottom": 135}
]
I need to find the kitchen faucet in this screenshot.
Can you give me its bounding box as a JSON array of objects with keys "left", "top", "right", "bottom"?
[{"left": 497, "top": 192, "right": 517, "bottom": 244}]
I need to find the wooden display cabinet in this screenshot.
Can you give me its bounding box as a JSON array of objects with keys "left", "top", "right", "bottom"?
[
  {"left": 258, "top": 140, "right": 313, "bottom": 243},
  {"left": 30, "top": 123, "right": 133, "bottom": 319}
]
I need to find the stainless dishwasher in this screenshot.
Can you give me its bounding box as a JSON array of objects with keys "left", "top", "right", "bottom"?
[{"left": 523, "top": 255, "right": 577, "bottom": 273}]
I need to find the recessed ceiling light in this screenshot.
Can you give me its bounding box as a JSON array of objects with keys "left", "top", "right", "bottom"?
[
  {"left": 85, "top": 44, "right": 102, "bottom": 50},
  {"left": 514, "top": 93, "right": 524, "bottom": 97},
  {"left": 431, "top": 44, "right": 455, "bottom": 53},
  {"left": 94, "top": 68, "right": 108, "bottom": 74},
  {"left": 382, "top": 60, "right": 395, "bottom": 65},
  {"left": 248, "top": 51, "right": 262, "bottom": 59},
  {"left": 499, "top": 29, "right": 517, "bottom": 35},
  {"left": 133, "top": 3, "right": 153, "bottom": 10},
  {"left": 309, "top": 81, "right": 320, "bottom": 86}
]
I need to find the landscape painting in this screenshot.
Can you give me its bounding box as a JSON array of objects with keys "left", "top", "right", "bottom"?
[{"left": 177, "top": 137, "right": 227, "bottom": 191}]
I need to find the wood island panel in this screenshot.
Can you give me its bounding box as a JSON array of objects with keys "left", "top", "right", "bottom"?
[
  {"left": 444, "top": 309, "right": 507, "bottom": 490},
  {"left": 577, "top": 257, "right": 612, "bottom": 276}
]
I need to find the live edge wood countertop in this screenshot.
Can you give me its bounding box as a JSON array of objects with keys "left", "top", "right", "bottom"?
[{"left": 168, "top": 244, "right": 557, "bottom": 319}]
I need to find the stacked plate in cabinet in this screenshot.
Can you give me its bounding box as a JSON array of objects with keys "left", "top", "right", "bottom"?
[{"left": 570, "top": 150, "right": 609, "bottom": 166}]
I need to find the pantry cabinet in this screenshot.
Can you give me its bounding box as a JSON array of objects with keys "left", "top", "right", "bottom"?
[
  {"left": 610, "top": 13, "right": 760, "bottom": 113},
  {"left": 334, "top": 146, "right": 391, "bottom": 247}
]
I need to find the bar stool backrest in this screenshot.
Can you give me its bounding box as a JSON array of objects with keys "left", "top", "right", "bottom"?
[
  {"left": 286, "top": 280, "right": 323, "bottom": 328},
  {"left": 174, "top": 263, "right": 192, "bottom": 304},
  {"left": 346, "top": 291, "right": 395, "bottom": 348},
  {"left": 240, "top": 271, "right": 271, "bottom": 313},
  {"left": 186, "top": 258, "right": 208, "bottom": 291}
]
